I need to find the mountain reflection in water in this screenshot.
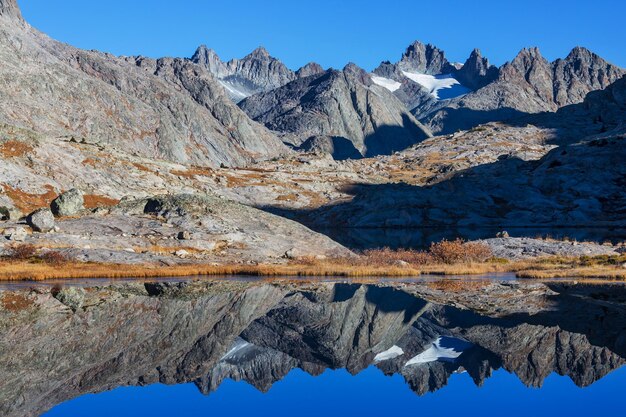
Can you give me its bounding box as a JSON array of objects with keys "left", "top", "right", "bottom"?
[{"left": 0, "top": 280, "right": 624, "bottom": 417}]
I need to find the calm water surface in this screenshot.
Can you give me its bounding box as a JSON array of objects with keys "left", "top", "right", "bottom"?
[{"left": 1, "top": 280, "right": 624, "bottom": 417}]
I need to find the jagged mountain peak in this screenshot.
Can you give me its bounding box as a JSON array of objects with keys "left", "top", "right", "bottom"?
[
  {"left": 245, "top": 46, "right": 271, "bottom": 60},
  {"left": 296, "top": 62, "right": 325, "bottom": 78},
  {"left": 0, "top": 0, "right": 22, "bottom": 21},
  {"left": 455, "top": 48, "right": 499, "bottom": 90},
  {"left": 399, "top": 40, "right": 453, "bottom": 75}
]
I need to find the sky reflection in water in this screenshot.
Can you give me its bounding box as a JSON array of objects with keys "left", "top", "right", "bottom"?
[{"left": 45, "top": 366, "right": 625, "bottom": 417}]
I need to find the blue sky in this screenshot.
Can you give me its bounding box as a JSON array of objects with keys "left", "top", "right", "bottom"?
[{"left": 20, "top": 0, "right": 626, "bottom": 71}]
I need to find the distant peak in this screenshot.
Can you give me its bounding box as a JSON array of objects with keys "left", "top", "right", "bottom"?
[
  {"left": 296, "top": 62, "right": 325, "bottom": 78},
  {"left": 0, "top": 0, "right": 23, "bottom": 21},
  {"left": 566, "top": 46, "right": 595, "bottom": 60},
  {"left": 469, "top": 48, "right": 483, "bottom": 58},
  {"left": 246, "top": 46, "right": 271, "bottom": 60},
  {"left": 191, "top": 45, "right": 222, "bottom": 66}
]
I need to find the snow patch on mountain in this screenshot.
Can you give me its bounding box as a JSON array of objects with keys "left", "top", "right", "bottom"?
[
  {"left": 405, "top": 336, "right": 473, "bottom": 366},
  {"left": 401, "top": 71, "right": 471, "bottom": 99},
  {"left": 371, "top": 75, "right": 402, "bottom": 92},
  {"left": 219, "top": 80, "right": 250, "bottom": 102},
  {"left": 374, "top": 345, "right": 404, "bottom": 362}
]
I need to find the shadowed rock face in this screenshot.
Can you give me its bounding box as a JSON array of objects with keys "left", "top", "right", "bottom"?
[{"left": 1, "top": 281, "right": 624, "bottom": 416}]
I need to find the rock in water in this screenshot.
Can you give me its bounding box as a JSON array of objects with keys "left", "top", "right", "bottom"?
[
  {"left": 26, "top": 208, "right": 55, "bottom": 233},
  {"left": 50, "top": 189, "right": 84, "bottom": 217}
]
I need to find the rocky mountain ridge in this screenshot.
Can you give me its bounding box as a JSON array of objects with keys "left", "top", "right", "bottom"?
[
  {"left": 239, "top": 62, "right": 432, "bottom": 158},
  {"left": 191, "top": 45, "right": 318, "bottom": 102}
]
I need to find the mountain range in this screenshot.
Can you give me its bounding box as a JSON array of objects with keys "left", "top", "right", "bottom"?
[{"left": 0, "top": 0, "right": 625, "bottom": 240}]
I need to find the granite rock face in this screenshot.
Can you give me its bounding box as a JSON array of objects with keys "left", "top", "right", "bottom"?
[
  {"left": 454, "top": 48, "right": 499, "bottom": 90},
  {"left": 191, "top": 46, "right": 298, "bottom": 102},
  {"left": 239, "top": 63, "right": 432, "bottom": 157},
  {"left": 304, "top": 76, "right": 626, "bottom": 228},
  {"left": 191, "top": 46, "right": 326, "bottom": 103}
]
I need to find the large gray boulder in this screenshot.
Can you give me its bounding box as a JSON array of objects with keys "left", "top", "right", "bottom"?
[
  {"left": 26, "top": 208, "right": 55, "bottom": 233},
  {"left": 50, "top": 189, "right": 84, "bottom": 217}
]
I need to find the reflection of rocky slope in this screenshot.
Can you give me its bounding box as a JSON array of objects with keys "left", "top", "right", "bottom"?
[
  {"left": 239, "top": 63, "right": 431, "bottom": 158},
  {"left": 2, "top": 281, "right": 624, "bottom": 416},
  {"left": 0, "top": 1, "right": 286, "bottom": 167}
]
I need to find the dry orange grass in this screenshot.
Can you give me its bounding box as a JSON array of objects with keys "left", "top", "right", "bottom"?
[
  {"left": 2, "top": 184, "right": 57, "bottom": 213},
  {"left": 0, "top": 260, "right": 422, "bottom": 281},
  {"left": 0, "top": 140, "right": 33, "bottom": 158},
  {"left": 83, "top": 194, "right": 120, "bottom": 209},
  {"left": 170, "top": 166, "right": 214, "bottom": 178}
]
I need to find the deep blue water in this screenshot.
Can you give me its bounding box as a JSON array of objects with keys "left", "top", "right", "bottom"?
[{"left": 44, "top": 366, "right": 625, "bottom": 417}]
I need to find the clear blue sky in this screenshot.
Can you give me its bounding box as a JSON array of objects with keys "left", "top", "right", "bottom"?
[{"left": 20, "top": 0, "right": 626, "bottom": 71}]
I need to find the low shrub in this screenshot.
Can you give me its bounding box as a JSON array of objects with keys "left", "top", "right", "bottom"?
[
  {"left": 40, "top": 251, "right": 68, "bottom": 265},
  {"left": 429, "top": 239, "right": 493, "bottom": 264},
  {"left": 5, "top": 244, "right": 37, "bottom": 260}
]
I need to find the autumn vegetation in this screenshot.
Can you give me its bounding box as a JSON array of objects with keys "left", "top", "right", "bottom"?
[{"left": 0, "top": 239, "right": 624, "bottom": 281}]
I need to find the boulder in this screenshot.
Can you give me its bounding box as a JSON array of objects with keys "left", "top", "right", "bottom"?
[
  {"left": 53, "top": 287, "right": 86, "bottom": 312},
  {"left": 50, "top": 189, "right": 84, "bottom": 217},
  {"left": 26, "top": 208, "right": 55, "bottom": 233},
  {"left": 3, "top": 226, "right": 27, "bottom": 242}
]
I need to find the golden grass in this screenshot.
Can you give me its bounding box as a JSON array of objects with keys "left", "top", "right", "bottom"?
[
  {"left": 1, "top": 184, "right": 57, "bottom": 213},
  {"left": 0, "top": 245, "right": 624, "bottom": 282},
  {"left": 0, "top": 140, "right": 33, "bottom": 158},
  {"left": 83, "top": 194, "right": 120, "bottom": 209},
  {"left": 0, "top": 260, "right": 423, "bottom": 281}
]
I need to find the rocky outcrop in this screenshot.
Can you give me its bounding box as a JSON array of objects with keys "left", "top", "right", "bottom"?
[
  {"left": 396, "top": 41, "right": 456, "bottom": 75},
  {"left": 303, "top": 76, "right": 626, "bottom": 228},
  {"left": 295, "top": 62, "right": 325, "bottom": 78},
  {"left": 0, "top": 0, "right": 21, "bottom": 21},
  {"left": 454, "top": 48, "right": 499, "bottom": 90},
  {"left": 3, "top": 193, "right": 352, "bottom": 264},
  {"left": 480, "top": 237, "right": 619, "bottom": 260},
  {"left": 239, "top": 63, "right": 431, "bottom": 158},
  {"left": 191, "top": 45, "right": 296, "bottom": 102}
]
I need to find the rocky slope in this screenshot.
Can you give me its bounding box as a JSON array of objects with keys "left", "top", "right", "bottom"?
[
  {"left": 0, "top": 1, "right": 287, "bottom": 167},
  {"left": 300, "top": 75, "right": 626, "bottom": 228},
  {"left": 239, "top": 63, "right": 432, "bottom": 158},
  {"left": 1, "top": 280, "right": 624, "bottom": 416}
]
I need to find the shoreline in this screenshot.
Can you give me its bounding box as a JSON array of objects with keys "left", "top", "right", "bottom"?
[{"left": 0, "top": 256, "right": 625, "bottom": 282}]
